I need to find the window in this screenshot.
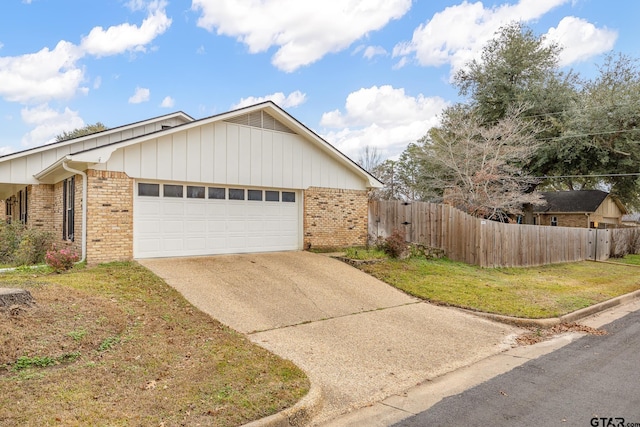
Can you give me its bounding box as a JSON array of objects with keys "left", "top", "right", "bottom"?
[
  {"left": 265, "top": 191, "right": 279, "bottom": 202},
  {"left": 63, "top": 177, "right": 74, "bottom": 241},
  {"left": 208, "top": 187, "right": 226, "bottom": 200},
  {"left": 229, "top": 188, "right": 245, "bottom": 200},
  {"left": 5, "top": 197, "right": 13, "bottom": 219},
  {"left": 187, "top": 186, "right": 205, "bottom": 199},
  {"left": 18, "top": 188, "right": 28, "bottom": 224},
  {"left": 163, "top": 184, "right": 183, "bottom": 198},
  {"left": 282, "top": 191, "right": 296, "bottom": 202},
  {"left": 248, "top": 190, "right": 262, "bottom": 201},
  {"left": 551, "top": 216, "right": 558, "bottom": 226},
  {"left": 138, "top": 183, "right": 160, "bottom": 197}
]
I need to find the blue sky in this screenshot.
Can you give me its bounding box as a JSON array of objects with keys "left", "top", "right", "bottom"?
[{"left": 1, "top": 0, "right": 637, "bottom": 161}]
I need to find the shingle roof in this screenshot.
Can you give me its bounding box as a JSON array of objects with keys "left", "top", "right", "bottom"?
[{"left": 533, "top": 190, "right": 610, "bottom": 213}]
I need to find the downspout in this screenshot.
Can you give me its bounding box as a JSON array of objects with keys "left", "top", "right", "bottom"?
[{"left": 62, "top": 162, "right": 87, "bottom": 263}]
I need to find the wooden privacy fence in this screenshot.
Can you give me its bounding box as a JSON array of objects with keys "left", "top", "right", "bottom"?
[{"left": 368, "top": 200, "right": 614, "bottom": 268}]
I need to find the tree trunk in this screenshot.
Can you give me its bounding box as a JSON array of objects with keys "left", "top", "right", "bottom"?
[{"left": 0, "top": 288, "right": 35, "bottom": 309}]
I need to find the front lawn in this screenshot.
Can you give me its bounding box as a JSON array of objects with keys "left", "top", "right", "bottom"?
[
  {"left": 357, "top": 257, "right": 640, "bottom": 319},
  {"left": 0, "top": 263, "right": 308, "bottom": 426}
]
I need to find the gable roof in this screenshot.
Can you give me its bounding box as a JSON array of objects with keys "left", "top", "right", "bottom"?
[
  {"left": 7, "top": 101, "right": 383, "bottom": 191},
  {"left": 0, "top": 111, "right": 194, "bottom": 162},
  {"left": 533, "top": 190, "right": 626, "bottom": 214}
]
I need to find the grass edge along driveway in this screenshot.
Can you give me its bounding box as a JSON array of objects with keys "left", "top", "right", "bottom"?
[
  {"left": 0, "top": 262, "right": 309, "bottom": 427},
  {"left": 356, "top": 256, "right": 640, "bottom": 319}
]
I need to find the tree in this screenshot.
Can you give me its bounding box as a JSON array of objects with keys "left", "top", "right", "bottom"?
[
  {"left": 555, "top": 53, "right": 640, "bottom": 210},
  {"left": 55, "top": 122, "right": 108, "bottom": 142},
  {"left": 416, "top": 105, "right": 543, "bottom": 220},
  {"left": 453, "top": 22, "right": 581, "bottom": 185},
  {"left": 356, "top": 145, "right": 382, "bottom": 173}
]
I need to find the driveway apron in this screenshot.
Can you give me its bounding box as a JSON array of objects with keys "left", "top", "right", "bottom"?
[{"left": 139, "top": 252, "right": 522, "bottom": 423}]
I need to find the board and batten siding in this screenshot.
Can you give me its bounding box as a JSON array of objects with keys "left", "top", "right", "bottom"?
[
  {"left": 93, "top": 122, "right": 367, "bottom": 191},
  {"left": 0, "top": 116, "right": 189, "bottom": 185}
]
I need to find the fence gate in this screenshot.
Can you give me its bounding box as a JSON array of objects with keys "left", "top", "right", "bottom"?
[{"left": 587, "top": 229, "right": 610, "bottom": 261}]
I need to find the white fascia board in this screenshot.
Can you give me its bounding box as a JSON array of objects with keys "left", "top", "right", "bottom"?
[{"left": 0, "top": 111, "right": 194, "bottom": 163}]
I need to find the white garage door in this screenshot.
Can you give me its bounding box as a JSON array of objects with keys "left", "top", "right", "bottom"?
[{"left": 134, "top": 182, "right": 300, "bottom": 258}]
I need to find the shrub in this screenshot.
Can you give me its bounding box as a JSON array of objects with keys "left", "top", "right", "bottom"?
[
  {"left": 45, "top": 246, "right": 80, "bottom": 272},
  {"left": 380, "top": 228, "right": 409, "bottom": 258},
  {"left": 13, "top": 228, "right": 54, "bottom": 266},
  {"left": 0, "top": 221, "right": 25, "bottom": 264}
]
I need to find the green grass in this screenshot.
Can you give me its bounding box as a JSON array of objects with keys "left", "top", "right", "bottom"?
[
  {"left": 610, "top": 254, "right": 640, "bottom": 266},
  {"left": 358, "top": 257, "right": 640, "bottom": 319},
  {"left": 343, "top": 247, "right": 388, "bottom": 260}
]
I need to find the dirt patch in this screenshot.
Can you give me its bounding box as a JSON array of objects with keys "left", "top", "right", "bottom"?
[
  {"left": 0, "top": 263, "right": 309, "bottom": 426},
  {"left": 1, "top": 283, "right": 126, "bottom": 367},
  {"left": 516, "top": 322, "right": 607, "bottom": 346}
]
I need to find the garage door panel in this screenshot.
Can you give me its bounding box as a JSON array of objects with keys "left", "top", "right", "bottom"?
[{"left": 135, "top": 183, "right": 300, "bottom": 258}]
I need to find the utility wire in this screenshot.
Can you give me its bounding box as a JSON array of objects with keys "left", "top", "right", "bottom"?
[{"left": 540, "top": 172, "right": 640, "bottom": 179}]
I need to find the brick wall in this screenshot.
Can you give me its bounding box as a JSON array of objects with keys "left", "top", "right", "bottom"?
[
  {"left": 303, "top": 187, "right": 368, "bottom": 249},
  {"left": 86, "top": 170, "right": 133, "bottom": 264},
  {"left": 28, "top": 184, "right": 55, "bottom": 231},
  {"left": 51, "top": 178, "right": 82, "bottom": 255},
  {"left": 537, "top": 213, "right": 588, "bottom": 228}
]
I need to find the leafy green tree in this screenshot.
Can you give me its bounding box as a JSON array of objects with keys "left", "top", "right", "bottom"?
[
  {"left": 55, "top": 122, "right": 108, "bottom": 142},
  {"left": 557, "top": 53, "right": 640, "bottom": 209}
]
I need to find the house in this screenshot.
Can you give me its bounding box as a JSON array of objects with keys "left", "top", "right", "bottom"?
[
  {"left": 0, "top": 101, "right": 382, "bottom": 264},
  {"left": 528, "top": 190, "right": 627, "bottom": 228},
  {"left": 622, "top": 213, "right": 640, "bottom": 227}
]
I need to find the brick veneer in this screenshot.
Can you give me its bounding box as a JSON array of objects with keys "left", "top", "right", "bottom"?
[
  {"left": 86, "top": 170, "right": 133, "bottom": 264},
  {"left": 28, "top": 184, "right": 55, "bottom": 231},
  {"left": 303, "top": 187, "right": 368, "bottom": 249}
]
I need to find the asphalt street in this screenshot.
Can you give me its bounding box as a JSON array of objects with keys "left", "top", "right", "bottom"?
[{"left": 393, "top": 309, "right": 640, "bottom": 427}]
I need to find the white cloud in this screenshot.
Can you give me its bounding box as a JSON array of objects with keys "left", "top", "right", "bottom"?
[
  {"left": 0, "top": 42, "right": 4, "bottom": 50},
  {"left": 129, "top": 87, "right": 150, "bottom": 103},
  {"left": 125, "top": 0, "right": 147, "bottom": 11},
  {"left": 393, "top": 0, "right": 571, "bottom": 73},
  {"left": 81, "top": 1, "right": 171, "bottom": 57},
  {"left": 320, "top": 85, "right": 448, "bottom": 159},
  {"left": 160, "top": 95, "right": 175, "bottom": 108},
  {"left": 20, "top": 104, "right": 84, "bottom": 147},
  {"left": 232, "top": 91, "right": 307, "bottom": 109},
  {"left": 0, "top": 146, "right": 14, "bottom": 156},
  {"left": 93, "top": 76, "right": 102, "bottom": 89},
  {"left": 363, "top": 45, "right": 387, "bottom": 60},
  {"left": 0, "top": 40, "right": 84, "bottom": 103},
  {"left": 0, "top": 1, "right": 169, "bottom": 106},
  {"left": 546, "top": 16, "right": 617, "bottom": 66},
  {"left": 192, "top": 0, "right": 411, "bottom": 72}
]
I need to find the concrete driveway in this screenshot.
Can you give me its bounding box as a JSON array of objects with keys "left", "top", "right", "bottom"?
[{"left": 139, "top": 251, "right": 522, "bottom": 424}]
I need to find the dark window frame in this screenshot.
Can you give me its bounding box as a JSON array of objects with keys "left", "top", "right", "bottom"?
[
  {"left": 282, "top": 191, "right": 296, "bottom": 203},
  {"left": 229, "top": 188, "right": 245, "bottom": 200},
  {"left": 265, "top": 191, "right": 279, "bottom": 202},
  {"left": 163, "top": 184, "right": 184, "bottom": 198},
  {"left": 63, "top": 177, "right": 75, "bottom": 241},
  {"left": 187, "top": 186, "right": 206, "bottom": 199},
  {"left": 248, "top": 189, "right": 262, "bottom": 201},
  {"left": 208, "top": 187, "right": 226, "bottom": 200},
  {"left": 18, "top": 187, "right": 28, "bottom": 224},
  {"left": 551, "top": 216, "right": 558, "bottom": 227},
  {"left": 138, "top": 183, "right": 160, "bottom": 197}
]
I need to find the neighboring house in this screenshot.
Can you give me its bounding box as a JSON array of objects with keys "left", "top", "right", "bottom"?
[
  {"left": 0, "top": 101, "right": 383, "bottom": 264},
  {"left": 622, "top": 213, "right": 640, "bottom": 227},
  {"left": 527, "top": 190, "right": 627, "bottom": 228}
]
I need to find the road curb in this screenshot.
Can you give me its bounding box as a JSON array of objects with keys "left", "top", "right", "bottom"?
[
  {"left": 468, "top": 289, "right": 640, "bottom": 328},
  {"left": 242, "top": 382, "right": 323, "bottom": 427}
]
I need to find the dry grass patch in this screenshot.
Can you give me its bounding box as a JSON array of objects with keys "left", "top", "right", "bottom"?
[
  {"left": 358, "top": 258, "right": 640, "bottom": 318},
  {"left": 0, "top": 262, "right": 308, "bottom": 426}
]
